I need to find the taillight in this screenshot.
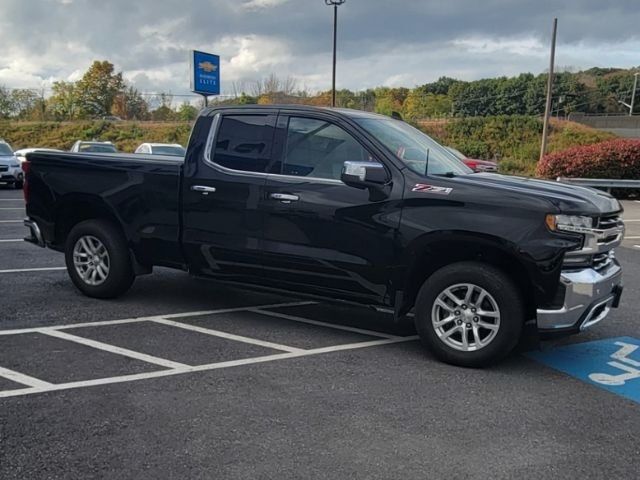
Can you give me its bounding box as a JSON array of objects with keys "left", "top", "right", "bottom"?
[{"left": 21, "top": 161, "right": 30, "bottom": 203}]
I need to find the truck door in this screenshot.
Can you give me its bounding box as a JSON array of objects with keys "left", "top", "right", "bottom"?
[
  {"left": 261, "top": 112, "right": 404, "bottom": 306},
  {"left": 182, "top": 111, "right": 276, "bottom": 282}
]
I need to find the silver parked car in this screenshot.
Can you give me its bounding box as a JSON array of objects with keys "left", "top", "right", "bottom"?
[{"left": 0, "top": 140, "right": 23, "bottom": 189}]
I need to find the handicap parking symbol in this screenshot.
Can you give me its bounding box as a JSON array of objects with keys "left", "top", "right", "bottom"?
[{"left": 526, "top": 336, "right": 640, "bottom": 404}]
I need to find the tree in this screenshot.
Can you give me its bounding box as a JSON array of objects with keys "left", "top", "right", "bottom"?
[
  {"left": 0, "top": 85, "right": 13, "bottom": 118},
  {"left": 150, "top": 105, "right": 176, "bottom": 121},
  {"left": 374, "top": 87, "right": 409, "bottom": 116},
  {"left": 417, "top": 77, "right": 459, "bottom": 96},
  {"left": 76, "top": 60, "right": 125, "bottom": 117},
  {"left": 48, "top": 81, "right": 81, "bottom": 120},
  {"left": 10, "top": 89, "right": 40, "bottom": 119},
  {"left": 112, "top": 86, "right": 149, "bottom": 120},
  {"left": 177, "top": 102, "right": 198, "bottom": 121},
  {"left": 402, "top": 91, "right": 452, "bottom": 121}
]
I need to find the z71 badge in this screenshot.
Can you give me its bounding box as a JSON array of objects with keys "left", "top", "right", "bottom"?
[{"left": 412, "top": 184, "right": 453, "bottom": 195}]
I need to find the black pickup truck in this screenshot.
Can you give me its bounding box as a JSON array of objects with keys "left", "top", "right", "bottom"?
[{"left": 22, "top": 105, "right": 625, "bottom": 366}]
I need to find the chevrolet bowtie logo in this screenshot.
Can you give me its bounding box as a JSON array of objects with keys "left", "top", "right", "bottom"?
[{"left": 198, "top": 61, "right": 217, "bottom": 73}]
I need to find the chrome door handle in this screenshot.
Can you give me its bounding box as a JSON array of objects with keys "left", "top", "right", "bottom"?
[
  {"left": 191, "top": 185, "right": 217, "bottom": 195},
  {"left": 269, "top": 193, "right": 299, "bottom": 203}
]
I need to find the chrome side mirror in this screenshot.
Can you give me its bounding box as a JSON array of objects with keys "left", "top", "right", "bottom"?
[{"left": 341, "top": 161, "right": 388, "bottom": 188}]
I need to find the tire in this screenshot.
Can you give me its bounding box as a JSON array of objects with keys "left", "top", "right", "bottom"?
[
  {"left": 414, "top": 261, "right": 524, "bottom": 368},
  {"left": 14, "top": 181, "right": 23, "bottom": 189},
  {"left": 65, "top": 219, "right": 135, "bottom": 299}
]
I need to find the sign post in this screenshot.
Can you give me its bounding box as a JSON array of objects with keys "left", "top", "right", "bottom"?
[{"left": 190, "top": 50, "right": 220, "bottom": 107}]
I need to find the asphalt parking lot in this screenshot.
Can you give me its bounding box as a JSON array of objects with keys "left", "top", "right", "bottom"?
[{"left": 1, "top": 187, "right": 639, "bottom": 479}]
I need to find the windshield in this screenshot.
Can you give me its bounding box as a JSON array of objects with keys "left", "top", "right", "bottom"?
[
  {"left": 152, "top": 145, "right": 186, "bottom": 156},
  {"left": 446, "top": 147, "right": 466, "bottom": 161},
  {"left": 0, "top": 143, "right": 14, "bottom": 156},
  {"left": 79, "top": 144, "right": 117, "bottom": 153},
  {"left": 355, "top": 118, "right": 471, "bottom": 176}
]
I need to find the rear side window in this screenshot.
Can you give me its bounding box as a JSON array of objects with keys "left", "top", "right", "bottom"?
[
  {"left": 212, "top": 115, "right": 272, "bottom": 173},
  {"left": 282, "top": 117, "right": 371, "bottom": 180}
]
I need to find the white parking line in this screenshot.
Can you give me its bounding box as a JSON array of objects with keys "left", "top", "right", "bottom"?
[
  {"left": 0, "top": 239, "right": 22, "bottom": 243},
  {"left": 0, "top": 267, "right": 66, "bottom": 274},
  {"left": 249, "top": 308, "right": 398, "bottom": 339},
  {"left": 0, "top": 220, "right": 22, "bottom": 223},
  {"left": 39, "top": 328, "right": 189, "bottom": 369},
  {"left": 0, "top": 301, "right": 316, "bottom": 335},
  {"left": 150, "top": 317, "right": 306, "bottom": 353},
  {"left": 0, "top": 366, "right": 53, "bottom": 388},
  {"left": 0, "top": 208, "right": 24, "bottom": 211},
  {"left": 0, "top": 335, "right": 418, "bottom": 399},
  {"left": 623, "top": 219, "right": 640, "bottom": 222}
]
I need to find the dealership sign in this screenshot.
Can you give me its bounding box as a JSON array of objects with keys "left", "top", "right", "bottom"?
[{"left": 190, "top": 50, "right": 220, "bottom": 96}]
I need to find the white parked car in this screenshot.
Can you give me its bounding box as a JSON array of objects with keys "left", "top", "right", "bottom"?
[
  {"left": 134, "top": 143, "right": 186, "bottom": 157},
  {"left": 0, "top": 140, "right": 23, "bottom": 189},
  {"left": 70, "top": 141, "right": 118, "bottom": 153}
]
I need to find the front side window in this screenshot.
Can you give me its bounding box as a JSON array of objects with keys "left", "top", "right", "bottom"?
[
  {"left": 212, "top": 115, "right": 271, "bottom": 173},
  {"left": 282, "top": 117, "right": 372, "bottom": 180}
]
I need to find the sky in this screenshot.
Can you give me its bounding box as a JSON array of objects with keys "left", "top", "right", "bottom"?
[{"left": 0, "top": 0, "right": 638, "bottom": 98}]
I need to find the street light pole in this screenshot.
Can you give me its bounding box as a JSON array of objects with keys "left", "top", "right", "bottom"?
[
  {"left": 540, "top": 18, "right": 557, "bottom": 162},
  {"left": 325, "top": 0, "right": 345, "bottom": 107},
  {"left": 629, "top": 73, "right": 638, "bottom": 116}
]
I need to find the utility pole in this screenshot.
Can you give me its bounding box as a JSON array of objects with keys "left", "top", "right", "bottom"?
[
  {"left": 540, "top": 18, "right": 557, "bottom": 162},
  {"left": 325, "top": 0, "right": 345, "bottom": 107},
  {"left": 629, "top": 72, "right": 638, "bottom": 116}
]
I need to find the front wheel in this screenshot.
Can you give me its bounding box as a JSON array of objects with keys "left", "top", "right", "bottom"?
[
  {"left": 65, "top": 219, "right": 135, "bottom": 299},
  {"left": 414, "top": 261, "right": 524, "bottom": 368}
]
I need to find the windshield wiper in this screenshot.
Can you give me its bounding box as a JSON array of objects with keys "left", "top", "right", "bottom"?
[{"left": 433, "top": 171, "right": 457, "bottom": 178}]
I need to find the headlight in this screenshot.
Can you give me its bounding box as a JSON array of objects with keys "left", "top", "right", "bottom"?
[{"left": 546, "top": 214, "right": 594, "bottom": 233}]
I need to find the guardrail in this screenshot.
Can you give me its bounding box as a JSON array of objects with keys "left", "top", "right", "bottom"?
[{"left": 556, "top": 177, "right": 640, "bottom": 192}]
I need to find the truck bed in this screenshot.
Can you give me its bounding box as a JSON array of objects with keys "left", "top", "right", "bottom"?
[{"left": 26, "top": 151, "right": 185, "bottom": 268}]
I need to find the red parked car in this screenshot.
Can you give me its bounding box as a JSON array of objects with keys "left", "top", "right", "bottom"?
[{"left": 446, "top": 147, "right": 498, "bottom": 173}]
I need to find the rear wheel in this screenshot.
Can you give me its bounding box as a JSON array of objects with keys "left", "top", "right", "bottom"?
[
  {"left": 65, "top": 219, "right": 135, "bottom": 298},
  {"left": 414, "top": 261, "right": 524, "bottom": 367}
]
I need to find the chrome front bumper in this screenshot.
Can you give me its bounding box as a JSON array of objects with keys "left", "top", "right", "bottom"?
[{"left": 537, "top": 261, "right": 623, "bottom": 332}]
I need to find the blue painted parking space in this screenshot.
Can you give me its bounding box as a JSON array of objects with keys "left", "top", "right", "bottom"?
[{"left": 527, "top": 336, "right": 640, "bottom": 404}]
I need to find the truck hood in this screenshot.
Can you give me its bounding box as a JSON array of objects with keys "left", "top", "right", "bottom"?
[{"left": 451, "top": 173, "right": 621, "bottom": 215}]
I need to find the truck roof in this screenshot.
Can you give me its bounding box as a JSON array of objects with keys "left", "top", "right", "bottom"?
[{"left": 203, "top": 104, "right": 387, "bottom": 120}]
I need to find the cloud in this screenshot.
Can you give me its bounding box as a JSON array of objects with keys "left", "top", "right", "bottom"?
[
  {"left": 0, "top": 0, "right": 638, "bottom": 97},
  {"left": 240, "top": 0, "right": 290, "bottom": 11}
]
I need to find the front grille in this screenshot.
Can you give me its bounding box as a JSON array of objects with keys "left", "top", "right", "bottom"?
[
  {"left": 592, "top": 251, "right": 615, "bottom": 271},
  {"left": 597, "top": 215, "right": 622, "bottom": 229},
  {"left": 596, "top": 214, "right": 623, "bottom": 245}
]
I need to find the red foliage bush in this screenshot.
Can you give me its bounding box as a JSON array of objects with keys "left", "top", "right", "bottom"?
[{"left": 537, "top": 139, "right": 640, "bottom": 179}]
